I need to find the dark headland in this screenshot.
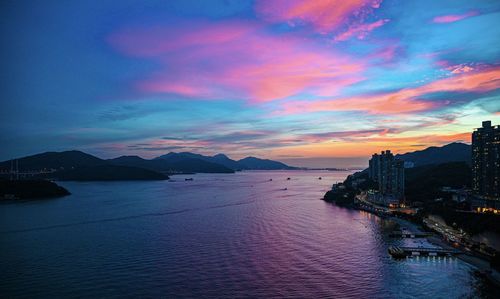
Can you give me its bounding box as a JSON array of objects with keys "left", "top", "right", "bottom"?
[{"left": 0, "top": 179, "right": 70, "bottom": 200}]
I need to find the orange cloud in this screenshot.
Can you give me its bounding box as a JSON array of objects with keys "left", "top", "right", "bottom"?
[
  {"left": 269, "top": 132, "right": 471, "bottom": 158},
  {"left": 279, "top": 66, "right": 500, "bottom": 115},
  {"left": 364, "top": 132, "right": 471, "bottom": 144}
]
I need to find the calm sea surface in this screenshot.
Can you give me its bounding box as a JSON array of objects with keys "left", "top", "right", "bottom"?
[{"left": 0, "top": 170, "right": 495, "bottom": 298}]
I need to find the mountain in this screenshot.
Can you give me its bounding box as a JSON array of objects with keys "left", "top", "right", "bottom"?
[
  {"left": 161, "top": 158, "right": 234, "bottom": 173},
  {"left": 0, "top": 150, "right": 294, "bottom": 179},
  {"left": 405, "top": 161, "right": 471, "bottom": 203},
  {"left": 237, "top": 157, "right": 294, "bottom": 170},
  {"left": 0, "top": 150, "right": 105, "bottom": 171},
  {"left": 0, "top": 151, "right": 168, "bottom": 181},
  {"left": 154, "top": 152, "right": 234, "bottom": 173},
  {"left": 396, "top": 142, "right": 471, "bottom": 167},
  {"left": 211, "top": 153, "right": 244, "bottom": 170},
  {"left": 107, "top": 155, "right": 170, "bottom": 172},
  {"left": 156, "top": 152, "right": 295, "bottom": 170},
  {"left": 52, "top": 165, "right": 168, "bottom": 181},
  {"left": 157, "top": 152, "right": 211, "bottom": 163}
]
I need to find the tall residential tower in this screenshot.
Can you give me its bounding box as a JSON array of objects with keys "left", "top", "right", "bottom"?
[
  {"left": 472, "top": 121, "right": 500, "bottom": 200},
  {"left": 369, "top": 150, "right": 405, "bottom": 201}
]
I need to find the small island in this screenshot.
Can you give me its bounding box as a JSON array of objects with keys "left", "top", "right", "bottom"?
[{"left": 0, "top": 179, "right": 70, "bottom": 200}]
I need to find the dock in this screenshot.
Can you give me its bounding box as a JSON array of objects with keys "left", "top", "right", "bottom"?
[
  {"left": 388, "top": 246, "right": 461, "bottom": 258},
  {"left": 389, "top": 231, "right": 432, "bottom": 238}
]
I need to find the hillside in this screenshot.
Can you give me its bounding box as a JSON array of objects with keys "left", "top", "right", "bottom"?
[
  {"left": 52, "top": 165, "right": 168, "bottom": 181},
  {"left": 109, "top": 154, "right": 234, "bottom": 173},
  {"left": 0, "top": 150, "right": 106, "bottom": 171},
  {"left": 107, "top": 156, "right": 169, "bottom": 171},
  {"left": 396, "top": 142, "right": 471, "bottom": 167},
  {"left": 405, "top": 161, "right": 471, "bottom": 203},
  {"left": 237, "top": 156, "right": 294, "bottom": 170},
  {"left": 1, "top": 150, "right": 295, "bottom": 178},
  {"left": 0, "top": 151, "right": 168, "bottom": 181},
  {"left": 211, "top": 154, "right": 243, "bottom": 170},
  {"left": 154, "top": 152, "right": 234, "bottom": 173},
  {"left": 156, "top": 152, "right": 294, "bottom": 171}
]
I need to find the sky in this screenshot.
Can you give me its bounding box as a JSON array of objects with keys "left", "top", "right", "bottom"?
[{"left": 1, "top": 0, "right": 499, "bottom": 167}]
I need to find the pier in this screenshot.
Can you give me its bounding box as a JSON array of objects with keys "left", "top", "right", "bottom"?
[
  {"left": 389, "top": 231, "right": 432, "bottom": 238},
  {"left": 388, "top": 246, "right": 461, "bottom": 258}
]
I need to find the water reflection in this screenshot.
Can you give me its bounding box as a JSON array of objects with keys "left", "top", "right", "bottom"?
[{"left": 0, "top": 170, "right": 488, "bottom": 298}]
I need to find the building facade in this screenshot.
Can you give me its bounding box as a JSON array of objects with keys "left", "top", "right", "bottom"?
[
  {"left": 472, "top": 121, "right": 500, "bottom": 200},
  {"left": 368, "top": 150, "right": 405, "bottom": 201}
]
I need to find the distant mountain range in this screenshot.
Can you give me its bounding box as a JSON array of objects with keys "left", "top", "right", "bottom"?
[
  {"left": 108, "top": 154, "right": 234, "bottom": 174},
  {"left": 396, "top": 142, "right": 471, "bottom": 167},
  {"left": 0, "top": 150, "right": 295, "bottom": 181},
  {"left": 108, "top": 152, "right": 295, "bottom": 173},
  {"left": 155, "top": 152, "right": 295, "bottom": 171},
  {"left": 0, "top": 142, "right": 470, "bottom": 181},
  {"left": 0, "top": 151, "right": 169, "bottom": 181}
]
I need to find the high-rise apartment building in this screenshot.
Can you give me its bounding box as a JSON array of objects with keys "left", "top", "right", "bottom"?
[
  {"left": 368, "top": 150, "right": 405, "bottom": 200},
  {"left": 472, "top": 121, "right": 500, "bottom": 200}
]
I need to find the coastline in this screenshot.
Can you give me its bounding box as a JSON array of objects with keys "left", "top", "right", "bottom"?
[
  {"left": 366, "top": 207, "right": 500, "bottom": 286},
  {"left": 323, "top": 175, "right": 500, "bottom": 287}
]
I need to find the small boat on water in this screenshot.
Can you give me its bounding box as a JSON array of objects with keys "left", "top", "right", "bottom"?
[
  {"left": 388, "top": 246, "right": 407, "bottom": 258},
  {"left": 287, "top": 177, "right": 291, "bottom": 180},
  {"left": 318, "top": 177, "right": 322, "bottom": 180},
  {"left": 185, "top": 178, "right": 194, "bottom": 181},
  {"left": 269, "top": 179, "right": 273, "bottom": 181}
]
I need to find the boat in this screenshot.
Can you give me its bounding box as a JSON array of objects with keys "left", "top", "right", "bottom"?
[
  {"left": 185, "top": 178, "right": 194, "bottom": 181},
  {"left": 287, "top": 177, "right": 291, "bottom": 180},
  {"left": 318, "top": 177, "right": 322, "bottom": 180},
  {"left": 388, "top": 246, "right": 407, "bottom": 258}
]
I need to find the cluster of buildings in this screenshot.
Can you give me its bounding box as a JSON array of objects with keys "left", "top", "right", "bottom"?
[
  {"left": 365, "top": 120, "right": 499, "bottom": 212},
  {"left": 367, "top": 150, "right": 405, "bottom": 207}
]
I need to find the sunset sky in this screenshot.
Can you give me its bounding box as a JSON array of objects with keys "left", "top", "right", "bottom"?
[{"left": 1, "top": 0, "right": 499, "bottom": 167}]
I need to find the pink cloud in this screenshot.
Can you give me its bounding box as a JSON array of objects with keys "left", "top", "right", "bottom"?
[
  {"left": 364, "top": 132, "right": 472, "bottom": 144},
  {"left": 334, "top": 19, "right": 389, "bottom": 41},
  {"left": 300, "top": 129, "right": 392, "bottom": 142},
  {"left": 255, "top": 0, "right": 383, "bottom": 33},
  {"left": 433, "top": 10, "right": 479, "bottom": 23},
  {"left": 108, "top": 20, "right": 258, "bottom": 57},
  {"left": 369, "top": 44, "right": 401, "bottom": 63},
  {"left": 279, "top": 94, "right": 439, "bottom": 115},
  {"left": 449, "top": 64, "right": 474, "bottom": 74},
  {"left": 278, "top": 66, "right": 500, "bottom": 115},
  {"left": 109, "top": 21, "right": 366, "bottom": 102}
]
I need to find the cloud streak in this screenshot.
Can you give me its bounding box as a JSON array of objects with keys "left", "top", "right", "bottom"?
[
  {"left": 334, "top": 19, "right": 389, "bottom": 41},
  {"left": 433, "top": 10, "right": 479, "bottom": 23},
  {"left": 278, "top": 66, "right": 500, "bottom": 115},
  {"left": 255, "top": 0, "right": 383, "bottom": 33}
]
